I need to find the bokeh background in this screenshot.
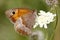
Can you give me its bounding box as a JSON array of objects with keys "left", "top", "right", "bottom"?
[{"left": 0, "top": 0, "right": 60, "bottom": 40}]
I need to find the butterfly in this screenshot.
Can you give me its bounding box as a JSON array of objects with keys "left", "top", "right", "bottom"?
[{"left": 5, "top": 8, "right": 37, "bottom": 35}]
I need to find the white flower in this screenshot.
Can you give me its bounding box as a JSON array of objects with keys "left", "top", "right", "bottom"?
[{"left": 33, "top": 10, "right": 56, "bottom": 29}]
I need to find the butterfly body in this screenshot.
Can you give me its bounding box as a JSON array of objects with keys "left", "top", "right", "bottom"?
[{"left": 5, "top": 8, "right": 37, "bottom": 35}]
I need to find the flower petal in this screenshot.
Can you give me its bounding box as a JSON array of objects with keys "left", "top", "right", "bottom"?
[{"left": 33, "top": 23, "right": 38, "bottom": 28}]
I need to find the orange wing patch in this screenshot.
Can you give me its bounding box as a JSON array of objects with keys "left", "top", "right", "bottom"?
[{"left": 11, "top": 8, "right": 33, "bottom": 23}]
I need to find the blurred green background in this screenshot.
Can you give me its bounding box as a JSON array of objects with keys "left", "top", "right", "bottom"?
[{"left": 0, "top": 0, "right": 60, "bottom": 40}]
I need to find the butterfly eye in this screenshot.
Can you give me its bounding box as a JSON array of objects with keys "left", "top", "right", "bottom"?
[{"left": 12, "top": 11, "right": 15, "bottom": 15}]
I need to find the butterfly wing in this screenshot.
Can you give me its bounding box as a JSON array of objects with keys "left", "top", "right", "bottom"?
[
  {"left": 14, "top": 17, "right": 32, "bottom": 35},
  {"left": 21, "top": 11, "right": 37, "bottom": 29},
  {"left": 5, "top": 8, "right": 37, "bottom": 35}
]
